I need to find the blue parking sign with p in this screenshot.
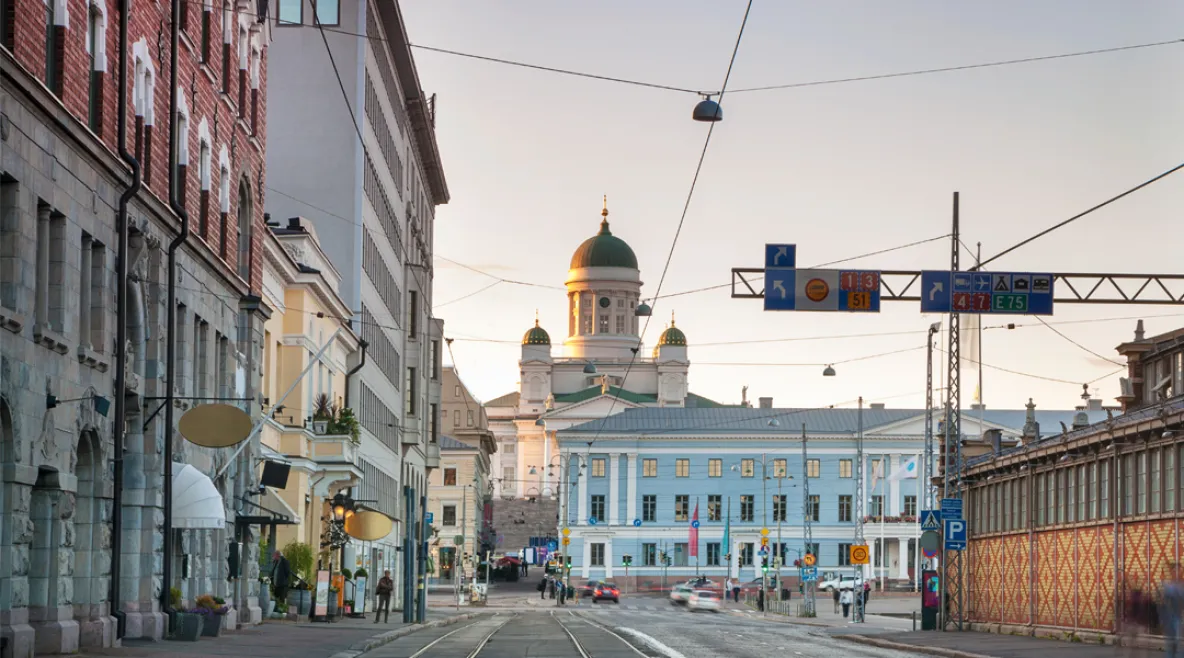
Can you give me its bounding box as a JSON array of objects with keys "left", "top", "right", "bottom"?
[{"left": 944, "top": 519, "right": 967, "bottom": 551}]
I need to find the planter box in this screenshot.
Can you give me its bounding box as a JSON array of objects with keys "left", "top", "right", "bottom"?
[
  {"left": 288, "top": 589, "right": 312, "bottom": 616},
  {"left": 172, "top": 613, "right": 204, "bottom": 642},
  {"left": 201, "top": 615, "right": 223, "bottom": 637}
]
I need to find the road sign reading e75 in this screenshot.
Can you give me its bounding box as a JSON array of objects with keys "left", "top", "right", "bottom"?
[{"left": 921, "top": 270, "right": 1054, "bottom": 315}]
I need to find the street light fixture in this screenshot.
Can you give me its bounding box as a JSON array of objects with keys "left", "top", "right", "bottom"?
[
  {"left": 693, "top": 95, "right": 723, "bottom": 122},
  {"left": 822, "top": 365, "right": 836, "bottom": 377}
]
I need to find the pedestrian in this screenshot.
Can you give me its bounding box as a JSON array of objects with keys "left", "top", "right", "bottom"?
[
  {"left": 731, "top": 578, "right": 741, "bottom": 603},
  {"left": 833, "top": 587, "right": 840, "bottom": 614},
  {"left": 757, "top": 586, "right": 765, "bottom": 612},
  {"left": 374, "top": 570, "right": 394, "bottom": 623},
  {"left": 548, "top": 576, "right": 556, "bottom": 599},
  {"left": 558, "top": 580, "right": 567, "bottom": 605},
  {"left": 270, "top": 551, "right": 291, "bottom": 606},
  {"left": 863, "top": 581, "right": 871, "bottom": 610},
  {"left": 1124, "top": 583, "right": 1153, "bottom": 657},
  {"left": 538, "top": 577, "right": 547, "bottom": 599},
  {"left": 1161, "top": 564, "right": 1184, "bottom": 658},
  {"left": 840, "top": 588, "right": 853, "bottom": 620}
]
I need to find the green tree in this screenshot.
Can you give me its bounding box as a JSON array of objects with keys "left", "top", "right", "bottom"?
[{"left": 282, "top": 540, "right": 315, "bottom": 585}]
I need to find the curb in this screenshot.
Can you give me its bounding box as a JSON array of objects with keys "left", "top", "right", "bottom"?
[
  {"left": 837, "top": 634, "right": 994, "bottom": 658},
  {"left": 725, "top": 609, "right": 831, "bottom": 628},
  {"left": 327, "top": 613, "right": 486, "bottom": 658}
]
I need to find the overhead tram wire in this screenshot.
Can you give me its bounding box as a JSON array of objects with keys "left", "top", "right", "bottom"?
[
  {"left": 1034, "top": 316, "right": 1125, "bottom": 366},
  {"left": 582, "top": 0, "right": 754, "bottom": 453}
]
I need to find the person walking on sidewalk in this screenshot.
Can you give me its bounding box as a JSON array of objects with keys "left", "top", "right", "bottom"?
[
  {"left": 832, "top": 587, "right": 840, "bottom": 613},
  {"left": 1161, "top": 564, "right": 1184, "bottom": 658},
  {"left": 270, "top": 551, "right": 291, "bottom": 606},
  {"left": 840, "top": 588, "right": 853, "bottom": 620},
  {"left": 730, "top": 578, "right": 741, "bottom": 603},
  {"left": 374, "top": 570, "right": 394, "bottom": 623},
  {"left": 537, "top": 577, "right": 547, "bottom": 599}
]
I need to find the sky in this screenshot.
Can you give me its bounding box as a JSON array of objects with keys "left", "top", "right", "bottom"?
[{"left": 399, "top": 0, "right": 1184, "bottom": 412}]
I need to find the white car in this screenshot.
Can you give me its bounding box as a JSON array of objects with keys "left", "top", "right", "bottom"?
[
  {"left": 818, "top": 576, "right": 858, "bottom": 592},
  {"left": 687, "top": 589, "right": 721, "bottom": 612},
  {"left": 669, "top": 584, "right": 694, "bottom": 604}
]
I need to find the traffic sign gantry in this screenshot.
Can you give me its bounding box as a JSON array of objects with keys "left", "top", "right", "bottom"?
[
  {"left": 921, "top": 270, "right": 1054, "bottom": 315},
  {"left": 762, "top": 244, "right": 881, "bottom": 313}
]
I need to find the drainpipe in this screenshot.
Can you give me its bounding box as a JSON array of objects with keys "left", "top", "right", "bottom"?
[
  {"left": 342, "top": 340, "right": 368, "bottom": 410},
  {"left": 111, "top": 0, "right": 142, "bottom": 639},
  {"left": 160, "top": 0, "right": 190, "bottom": 626}
]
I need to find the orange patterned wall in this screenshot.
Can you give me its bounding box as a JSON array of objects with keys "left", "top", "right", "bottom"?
[{"left": 967, "top": 521, "right": 1178, "bottom": 633}]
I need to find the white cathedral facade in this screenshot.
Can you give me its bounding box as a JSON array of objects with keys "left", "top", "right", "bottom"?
[{"left": 486, "top": 201, "right": 727, "bottom": 501}]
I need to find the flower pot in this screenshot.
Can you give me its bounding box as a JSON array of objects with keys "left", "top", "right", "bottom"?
[
  {"left": 327, "top": 597, "right": 339, "bottom": 618},
  {"left": 172, "top": 613, "right": 204, "bottom": 642},
  {"left": 288, "top": 589, "right": 312, "bottom": 616},
  {"left": 201, "top": 614, "right": 222, "bottom": 637},
  {"left": 312, "top": 420, "right": 329, "bottom": 434}
]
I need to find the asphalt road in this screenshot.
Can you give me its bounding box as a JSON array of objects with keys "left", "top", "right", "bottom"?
[{"left": 368, "top": 601, "right": 928, "bottom": 657}]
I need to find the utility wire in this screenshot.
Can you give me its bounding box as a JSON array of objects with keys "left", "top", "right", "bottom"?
[
  {"left": 977, "top": 160, "right": 1184, "bottom": 270},
  {"left": 584, "top": 0, "right": 753, "bottom": 452},
  {"left": 1034, "top": 316, "right": 1124, "bottom": 366},
  {"left": 727, "top": 39, "right": 1184, "bottom": 93}
]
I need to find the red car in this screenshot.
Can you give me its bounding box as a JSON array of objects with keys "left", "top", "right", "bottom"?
[{"left": 592, "top": 582, "right": 620, "bottom": 603}]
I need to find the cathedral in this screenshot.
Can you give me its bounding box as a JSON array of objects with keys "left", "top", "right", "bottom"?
[{"left": 486, "top": 200, "right": 726, "bottom": 507}]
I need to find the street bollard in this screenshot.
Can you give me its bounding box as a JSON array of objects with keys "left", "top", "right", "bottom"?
[{"left": 913, "top": 610, "right": 917, "bottom": 631}]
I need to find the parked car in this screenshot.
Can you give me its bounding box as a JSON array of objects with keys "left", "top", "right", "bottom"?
[
  {"left": 687, "top": 589, "right": 722, "bottom": 612},
  {"left": 684, "top": 576, "right": 714, "bottom": 589},
  {"left": 591, "top": 582, "right": 620, "bottom": 603},
  {"left": 818, "top": 576, "right": 858, "bottom": 592},
  {"left": 669, "top": 584, "right": 694, "bottom": 605}
]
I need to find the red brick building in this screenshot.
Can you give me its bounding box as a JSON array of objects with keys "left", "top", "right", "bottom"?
[
  {"left": 3, "top": 0, "right": 273, "bottom": 655},
  {"left": 961, "top": 322, "right": 1184, "bottom": 641}
]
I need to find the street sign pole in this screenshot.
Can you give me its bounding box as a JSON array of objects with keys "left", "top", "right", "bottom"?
[
  {"left": 854, "top": 397, "right": 865, "bottom": 623},
  {"left": 802, "top": 423, "right": 815, "bottom": 616}
]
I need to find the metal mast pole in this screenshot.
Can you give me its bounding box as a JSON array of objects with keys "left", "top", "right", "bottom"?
[
  {"left": 854, "top": 397, "right": 865, "bottom": 623},
  {"left": 776, "top": 477, "right": 782, "bottom": 585},
  {"left": 761, "top": 454, "right": 768, "bottom": 615},
  {"left": 924, "top": 325, "right": 938, "bottom": 513},
  {"left": 943, "top": 192, "right": 964, "bottom": 631},
  {"left": 802, "top": 423, "right": 815, "bottom": 616}
]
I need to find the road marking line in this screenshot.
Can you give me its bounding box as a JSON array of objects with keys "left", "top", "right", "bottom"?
[
  {"left": 407, "top": 614, "right": 509, "bottom": 658},
  {"left": 614, "top": 627, "right": 688, "bottom": 658}
]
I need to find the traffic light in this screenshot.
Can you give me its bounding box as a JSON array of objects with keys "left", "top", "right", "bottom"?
[
  {"left": 760, "top": 555, "right": 769, "bottom": 573},
  {"left": 565, "top": 555, "right": 572, "bottom": 569},
  {"left": 659, "top": 551, "right": 666, "bottom": 564},
  {"left": 622, "top": 554, "right": 632, "bottom": 567},
  {"left": 793, "top": 559, "right": 801, "bottom": 568}
]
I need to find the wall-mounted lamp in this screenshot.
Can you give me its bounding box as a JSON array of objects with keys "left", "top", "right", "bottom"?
[{"left": 46, "top": 393, "right": 111, "bottom": 417}]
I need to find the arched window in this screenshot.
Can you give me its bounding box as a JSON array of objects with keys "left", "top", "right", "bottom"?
[
  {"left": 218, "top": 145, "right": 230, "bottom": 259},
  {"left": 197, "top": 121, "right": 211, "bottom": 236},
  {"left": 175, "top": 89, "right": 190, "bottom": 208},
  {"left": 237, "top": 25, "right": 247, "bottom": 110},
  {"left": 236, "top": 177, "right": 252, "bottom": 280},
  {"left": 86, "top": 0, "right": 106, "bottom": 134},
  {"left": 131, "top": 39, "right": 156, "bottom": 184},
  {"left": 221, "top": 0, "right": 232, "bottom": 93}
]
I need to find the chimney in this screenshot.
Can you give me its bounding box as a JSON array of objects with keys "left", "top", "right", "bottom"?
[
  {"left": 869, "top": 403, "right": 885, "bottom": 410},
  {"left": 1088, "top": 398, "right": 1103, "bottom": 411},
  {"left": 287, "top": 216, "right": 305, "bottom": 231},
  {"left": 1072, "top": 408, "right": 1091, "bottom": 430},
  {"left": 742, "top": 386, "right": 749, "bottom": 408},
  {"left": 1135, "top": 319, "right": 1145, "bottom": 342},
  {"left": 758, "top": 397, "right": 773, "bottom": 409},
  {"left": 982, "top": 428, "right": 1003, "bottom": 454}
]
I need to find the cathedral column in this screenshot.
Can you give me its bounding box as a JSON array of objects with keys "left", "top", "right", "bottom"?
[
  {"left": 626, "top": 454, "right": 637, "bottom": 523},
  {"left": 576, "top": 454, "right": 588, "bottom": 523}
]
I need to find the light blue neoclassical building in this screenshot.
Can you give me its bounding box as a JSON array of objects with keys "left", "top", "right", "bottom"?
[{"left": 553, "top": 403, "right": 1107, "bottom": 588}]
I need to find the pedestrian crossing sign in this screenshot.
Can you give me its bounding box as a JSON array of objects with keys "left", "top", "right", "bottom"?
[{"left": 920, "top": 510, "right": 941, "bottom": 531}]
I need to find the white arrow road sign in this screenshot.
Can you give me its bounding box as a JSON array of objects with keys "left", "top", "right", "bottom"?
[
  {"left": 773, "top": 280, "right": 788, "bottom": 299},
  {"left": 929, "top": 281, "right": 943, "bottom": 301},
  {"left": 774, "top": 246, "right": 789, "bottom": 265}
]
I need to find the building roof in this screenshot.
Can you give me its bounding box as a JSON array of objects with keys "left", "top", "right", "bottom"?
[
  {"left": 559, "top": 406, "right": 1110, "bottom": 436},
  {"left": 657, "top": 322, "right": 687, "bottom": 347},
  {"left": 438, "top": 435, "right": 474, "bottom": 450},
  {"left": 570, "top": 219, "right": 638, "bottom": 270},
  {"left": 554, "top": 386, "right": 657, "bottom": 405},
  {"left": 487, "top": 391, "right": 520, "bottom": 408},
  {"left": 522, "top": 320, "right": 551, "bottom": 345}
]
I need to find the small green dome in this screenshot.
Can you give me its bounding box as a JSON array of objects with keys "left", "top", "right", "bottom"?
[
  {"left": 657, "top": 320, "right": 687, "bottom": 347},
  {"left": 522, "top": 320, "right": 551, "bottom": 346},
  {"left": 571, "top": 202, "right": 638, "bottom": 270}
]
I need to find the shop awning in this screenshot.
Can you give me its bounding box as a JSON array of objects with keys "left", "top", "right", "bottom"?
[
  {"left": 172, "top": 462, "right": 227, "bottom": 529},
  {"left": 259, "top": 486, "right": 300, "bottom": 524}
]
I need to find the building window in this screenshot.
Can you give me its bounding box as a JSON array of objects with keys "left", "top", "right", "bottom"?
[
  {"left": 78, "top": 233, "right": 106, "bottom": 352},
  {"left": 806, "top": 459, "right": 820, "bottom": 478},
  {"left": 740, "top": 543, "right": 753, "bottom": 566},
  {"left": 0, "top": 0, "right": 11, "bottom": 50},
  {"left": 431, "top": 340, "right": 441, "bottom": 380},
  {"left": 277, "top": 0, "right": 301, "bottom": 24},
  {"left": 1138, "top": 451, "right": 1149, "bottom": 515},
  {"left": 1123, "top": 453, "right": 1136, "bottom": 516},
  {"left": 773, "top": 495, "right": 786, "bottom": 522},
  {"left": 236, "top": 178, "right": 252, "bottom": 280},
  {"left": 838, "top": 543, "right": 852, "bottom": 567},
  {"left": 313, "top": 0, "right": 338, "bottom": 25},
  {"left": 405, "top": 367, "right": 417, "bottom": 415},
  {"left": 740, "top": 459, "right": 754, "bottom": 478},
  {"left": 442, "top": 505, "right": 456, "bottom": 526},
  {"left": 706, "top": 542, "right": 721, "bottom": 566},
  {"left": 643, "top": 543, "right": 657, "bottom": 566},
  {"left": 904, "top": 495, "right": 917, "bottom": 517},
  {"left": 200, "top": 5, "right": 211, "bottom": 61},
  {"left": 582, "top": 315, "right": 592, "bottom": 334},
  {"left": 37, "top": 207, "right": 66, "bottom": 333},
  {"left": 643, "top": 459, "right": 657, "bottom": 477},
  {"left": 198, "top": 139, "right": 211, "bottom": 236},
  {"left": 453, "top": 385, "right": 460, "bottom": 398},
  {"left": 807, "top": 495, "right": 820, "bottom": 522},
  {"left": 590, "top": 543, "right": 604, "bottom": 567},
  {"left": 466, "top": 410, "right": 474, "bottom": 427},
  {"left": 86, "top": 2, "right": 106, "bottom": 134},
  {"left": 408, "top": 290, "right": 419, "bottom": 339},
  {"left": 674, "top": 543, "right": 688, "bottom": 567},
  {"left": 839, "top": 495, "right": 852, "bottom": 522},
  {"left": 642, "top": 495, "right": 657, "bottom": 522},
  {"left": 870, "top": 495, "right": 884, "bottom": 518},
  {"left": 615, "top": 315, "right": 625, "bottom": 333},
  {"left": 1100, "top": 459, "right": 1111, "bottom": 518},
  {"left": 1167, "top": 447, "right": 1177, "bottom": 513},
  {"left": 676, "top": 459, "right": 689, "bottom": 477},
  {"left": 443, "top": 468, "right": 456, "bottom": 486},
  {"left": 45, "top": 3, "right": 61, "bottom": 94},
  {"left": 772, "top": 459, "right": 787, "bottom": 478},
  {"left": 675, "top": 495, "right": 689, "bottom": 522},
  {"left": 502, "top": 441, "right": 515, "bottom": 454},
  {"left": 708, "top": 459, "right": 722, "bottom": 477},
  {"left": 740, "top": 495, "right": 754, "bottom": 522},
  {"left": 707, "top": 495, "right": 722, "bottom": 521},
  {"left": 591, "top": 458, "right": 605, "bottom": 477},
  {"left": 590, "top": 495, "right": 605, "bottom": 521},
  {"left": 839, "top": 459, "right": 853, "bottom": 478},
  {"left": 452, "top": 409, "right": 460, "bottom": 427}
]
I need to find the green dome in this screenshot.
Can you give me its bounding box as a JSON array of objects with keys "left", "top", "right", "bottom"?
[
  {"left": 570, "top": 219, "right": 638, "bottom": 270},
  {"left": 657, "top": 321, "right": 687, "bottom": 347},
  {"left": 522, "top": 321, "right": 551, "bottom": 346}
]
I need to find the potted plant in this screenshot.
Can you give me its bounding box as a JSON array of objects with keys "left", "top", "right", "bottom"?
[
  {"left": 192, "top": 594, "right": 230, "bottom": 637},
  {"left": 344, "top": 599, "right": 354, "bottom": 615},
  {"left": 312, "top": 394, "right": 332, "bottom": 434},
  {"left": 168, "top": 588, "right": 204, "bottom": 641},
  {"left": 327, "top": 585, "right": 340, "bottom": 617},
  {"left": 282, "top": 541, "right": 315, "bottom": 615},
  {"left": 258, "top": 575, "right": 272, "bottom": 616}
]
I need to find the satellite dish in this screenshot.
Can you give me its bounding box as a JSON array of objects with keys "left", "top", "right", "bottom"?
[
  {"left": 178, "top": 404, "right": 252, "bottom": 448},
  {"left": 345, "top": 510, "right": 394, "bottom": 541}
]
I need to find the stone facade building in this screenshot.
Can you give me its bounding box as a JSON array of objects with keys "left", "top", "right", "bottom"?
[{"left": 2, "top": 0, "right": 271, "bottom": 655}]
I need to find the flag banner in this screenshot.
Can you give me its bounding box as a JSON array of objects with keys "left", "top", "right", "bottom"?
[
  {"left": 870, "top": 459, "right": 884, "bottom": 492},
  {"left": 689, "top": 501, "right": 699, "bottom": 557},
  {"left": 888, "top": 457, "right": 919, "bottom": 481}
]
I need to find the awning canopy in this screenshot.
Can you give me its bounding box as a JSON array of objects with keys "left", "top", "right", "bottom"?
[
  {"left": 259, "top": 486, "right": 300, "bottom": 524},
  {"left": 172, "top": 462, "right": 227, "bottom": 529}
]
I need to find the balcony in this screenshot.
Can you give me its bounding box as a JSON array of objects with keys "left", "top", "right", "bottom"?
[
  {"left": 862, "top": 515, "right": 918, "bottom": 524},
  {"left": 426, "top": 439, "right": 440, "bottom": 469}
]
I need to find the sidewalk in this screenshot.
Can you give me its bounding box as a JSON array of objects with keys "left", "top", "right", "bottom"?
[
  {"left": 833, "top": 630, "right": 1122, "bottom": 658},
  {"left": 76, "top": 610, "right": 476, "bottom": 658}
]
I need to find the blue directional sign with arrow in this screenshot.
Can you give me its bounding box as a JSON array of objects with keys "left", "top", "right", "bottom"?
[
  {"left": 763, "top": 244, "right": 881, "bottom": 313},
  {"left": 921, "top": 270, "right": 1054, "bottom": 315}
]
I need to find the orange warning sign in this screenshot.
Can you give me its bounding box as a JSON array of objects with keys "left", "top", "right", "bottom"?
[
  {"left": 850, "top": 544, "right": 870, "bottom": 565},
  {"left": 804, "top": 278, "right": 829, "bottom": 302}
]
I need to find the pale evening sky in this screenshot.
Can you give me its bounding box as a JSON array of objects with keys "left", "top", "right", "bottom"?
[{"left": 399, "top": 1, "right": 1184, "bottom": 412}]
